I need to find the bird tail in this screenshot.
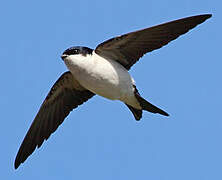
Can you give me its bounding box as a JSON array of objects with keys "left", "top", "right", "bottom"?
[
  {"left": 135, "top": 92, "right": 169, "bottom": 117},
  {"left": 125, "top": 104, "right": 142, "bottom": 120},
  {"left": 125, "top": 86, "right": 169, "bottom": 121}
]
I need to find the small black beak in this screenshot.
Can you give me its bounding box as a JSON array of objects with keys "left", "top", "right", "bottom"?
[{"left": 61, "top": 54, "right": 68, "bottom": 60}]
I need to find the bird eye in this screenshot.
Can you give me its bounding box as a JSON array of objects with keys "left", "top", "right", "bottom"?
[
  {"left": 63, "top": 47, "right": 81, "bottom": 56},
  {"left": 71, "top": 49, "right": 79, "bottom": 55}
]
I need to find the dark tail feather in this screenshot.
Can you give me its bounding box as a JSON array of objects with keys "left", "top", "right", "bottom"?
[
  {"left": 125, "top": 104, "right": 142, "bottom": 121},
  {"left": 135, "top": 93, "right": 169, "bottom": 117}
]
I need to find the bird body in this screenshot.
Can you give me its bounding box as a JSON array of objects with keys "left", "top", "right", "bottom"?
[
  {"left": 64, "top": 51, "right": 140, "bottom": 108},
  {"left": 14, "top": 14, "right": 212, "bottom": 169}
]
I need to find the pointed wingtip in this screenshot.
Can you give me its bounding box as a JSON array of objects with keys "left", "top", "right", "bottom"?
[
  {"left": 14, "top": 154, "right": 22, "bottom": 170},
  {"left": 202, "top": 14, "right": 212, "bottom": 18},
  {"left": 193, "top": 14, "right": 212, "bottom": 19},
  {"left": 202, "top": 14, "right": 212, "bottom": 20},
  {"left": 14, "top": 149, "right": 24, "bottom": 170},
  {"left": 14, "top": 161, "right": 19, "bottom": 170},
  {"left": 206, "top": 14, "right": 212, "bottom": 18},
  {"left": 198, "top": 14, "right": 212, "bottom": 22}
]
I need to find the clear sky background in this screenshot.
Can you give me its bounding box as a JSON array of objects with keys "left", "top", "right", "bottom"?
[{"left": 1, "top": 0, "right": 220, "bottom": 179}]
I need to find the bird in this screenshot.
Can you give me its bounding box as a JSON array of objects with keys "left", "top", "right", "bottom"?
[{"left": 14, "top": 14, "right": 212, "bottom": 169}]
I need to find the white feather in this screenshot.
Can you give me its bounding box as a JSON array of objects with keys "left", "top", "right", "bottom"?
[{"left": 64, "top": 51, "right": 141, "bottom": 109}]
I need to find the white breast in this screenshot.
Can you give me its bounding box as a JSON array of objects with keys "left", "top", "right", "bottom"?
[{"left": 64, "top": 51, "right": 136, "bottom": 102}]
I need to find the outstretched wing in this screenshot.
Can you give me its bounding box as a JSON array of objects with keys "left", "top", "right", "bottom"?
[
  {"left": 15, "top": 71, "right": 94, "bottom": 169},
  {"left": 95, "top": 14, "right": 211, "bottom": 70}
]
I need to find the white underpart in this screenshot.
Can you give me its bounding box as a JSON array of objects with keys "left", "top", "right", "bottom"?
[{"left": 64, "top": 51, "right": 141, "bottom": 109}]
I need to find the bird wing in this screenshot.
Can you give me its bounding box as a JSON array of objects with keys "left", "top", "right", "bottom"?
[
  {"left": 14, "top": 71, "right": 94, "bottom": 169},
  {"left": 95, "top": 14, "right": 211, "bottom": 70}
]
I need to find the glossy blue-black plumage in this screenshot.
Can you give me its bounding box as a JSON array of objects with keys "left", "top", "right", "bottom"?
[{"left": 63, "top": 46, "right": 93, "bottom": 56}]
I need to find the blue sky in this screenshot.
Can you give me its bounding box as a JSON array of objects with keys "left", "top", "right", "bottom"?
[{"left": 1, "top": 0, "right": 221, "bottom": 179}]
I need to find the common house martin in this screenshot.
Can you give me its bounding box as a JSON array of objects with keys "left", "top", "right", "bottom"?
[{"left": 14, "top": 14, "right": 212, "bottom": 169}]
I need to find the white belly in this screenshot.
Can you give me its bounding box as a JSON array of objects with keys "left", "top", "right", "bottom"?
[{"left": 64, "top": 51, "right": 141, "bottom": 108}]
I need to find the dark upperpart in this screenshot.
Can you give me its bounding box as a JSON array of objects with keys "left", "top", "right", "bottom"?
[{"left": 62, "top": 46, "right": 93, "bottom": 56}]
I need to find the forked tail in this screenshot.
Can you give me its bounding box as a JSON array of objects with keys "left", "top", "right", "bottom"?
[
  {"left": 135, "top": 92, "right": 169, "bottom": 117},
  {"left": 125, "top": 87, "right": 169, "bottom": 120}
]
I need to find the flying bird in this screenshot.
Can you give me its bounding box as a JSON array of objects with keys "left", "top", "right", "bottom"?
[{"left": 14, "top": 14, "right": 212, "bottom": 169}]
